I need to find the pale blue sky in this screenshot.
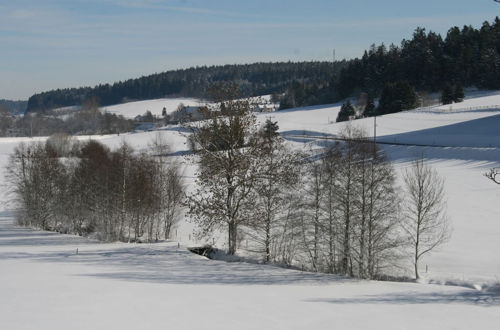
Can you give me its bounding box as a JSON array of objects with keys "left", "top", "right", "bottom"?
[{"left": 1, "top": 0, "right": 498, "bottom": 100}]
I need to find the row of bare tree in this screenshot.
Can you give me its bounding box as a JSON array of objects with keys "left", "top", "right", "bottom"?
[
  {"left": 186, "top": 85, "right": 450, "bottom": 279},
  {"left": 7, "top": 134, "right": 184, "bottom": 242}
]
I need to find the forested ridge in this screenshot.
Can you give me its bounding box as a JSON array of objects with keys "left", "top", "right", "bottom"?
[
  {"left": 336, "top": 17, "right": 500, "bottom": 98},
  {"left": 280, "top": 17, "right": 500, "bottom": 109},
  {"left": 26, "top": 61, "right": 347, "bottom": 112},
  {"left": 26, "top": 17, "right": 500, "bottom": 113}
]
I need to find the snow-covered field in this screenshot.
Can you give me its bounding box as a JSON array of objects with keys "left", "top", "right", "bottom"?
[
  {"left": 101, "top": 97, "right": 203, "bottom": 118},
  {"left": 0, "top": 214, "right": 499, "bottom": 330},
  {"left": 1, "top": 91, "right": 500, "bottom": 329}
]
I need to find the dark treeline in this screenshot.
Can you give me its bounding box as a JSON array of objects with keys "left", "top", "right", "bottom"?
[
  {"left": 280, "top": 17, "right": 500, "bottom": 109},
  {"left": 337, "top": 18, "right": 500, "bottom": 97},
  {"left": 0, "top": 99, "right": 28, "bottom": 114},
  {"left": 26, "top": 61, "right": 347, "bottom": 112},
  {"left": 6, "top": 134, "right": 184, "bottom": 242},
  {"left": 22, "top": 18, "right": 500, "bottom": 114}
]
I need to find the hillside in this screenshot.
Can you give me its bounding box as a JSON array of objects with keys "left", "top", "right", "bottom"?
[
  {"left": 1, "top": 90, "right": 500, "bottom": 329},
  {"left": 26, "top": 61, "right": 346, "bottom": 113},
  {"left": 101, "top": 97, "right": 203, "bottom": 119}
]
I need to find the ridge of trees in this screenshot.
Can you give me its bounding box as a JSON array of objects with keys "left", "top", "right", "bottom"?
[
  {"left": 25, "top": 17, "right": 500, "bottom": 114},
  {"left": 280, "top": 17, "right": 500, "bottom": 110},
  {"left": 26, "top": 61, "right": 348, "bottom": 113}
]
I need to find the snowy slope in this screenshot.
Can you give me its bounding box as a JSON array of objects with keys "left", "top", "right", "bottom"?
[
  {"left": 0, "top": 215, "right": 499, "bottom": 330},
  {"left": 255, "top": 92, "right": 500, "bottom": 282},
  {"left": 101, "top": 97, "right": 203, "bottom": 118},
  {"left": 1, "top": 91, "right": 500, "bottom": 329},
  {"left": 271, "top": 95, "right": 500, "bottom": 148},
  {"left": 100, "top": 95, "right": 275, "bottom": 119}
]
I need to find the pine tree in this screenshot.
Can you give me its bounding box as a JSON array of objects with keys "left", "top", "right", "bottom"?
[
  {"left": 261, "top": 119, "right": 280, "bottom": 139},
  {"left": 378, "top": 81, "right": 418, "bottom": 115},
  {"left": 441, "top": 84, "right": 454, "bottom": 105},
  {"left": 336, "top": 101, "right": 355, "bottom": 122},
  {"left": 453, "top": 84, "right": 464, "bottom": 103},
  {"left": 363, "top": 95, "right": 376, "bottom": 117}
]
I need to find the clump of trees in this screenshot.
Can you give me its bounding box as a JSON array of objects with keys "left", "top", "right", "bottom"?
[
  {"left": 7, "top": 134, "right": 184, "bottom": 242},
  {"left": 377, "top": 81, "right": 418, "bottom": 115},
  {"left": 187, "top": 84, "right": 450, "bottom": 279},
  {"left": 1, "top": 105, "right": 133, "bottom": 137},
  {"left": 288, "top": 127, "right": 403, "bottom": 277},
  {"left": 0, "top": 106, "right": 14, "bottom": 136},
  {"left": 336, "top": 19, "right": 500, "bottom": 99},
  {"left": 336, "top": 81, "right": 418, "bottom": 123},
  {"left": 277, "top": 18, "right": 500, "bottom": 111},
  {"left": 336, "top": 101, "right": 355, "bottom": 122}
]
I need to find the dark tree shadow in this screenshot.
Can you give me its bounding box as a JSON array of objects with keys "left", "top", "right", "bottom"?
[{"left": 0, "top": 214, "right": 351, "bottom": 286}]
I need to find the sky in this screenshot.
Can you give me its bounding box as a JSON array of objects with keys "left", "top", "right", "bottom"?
[{"left": 0, "top": 0, "right": 498, "bottom": 100}]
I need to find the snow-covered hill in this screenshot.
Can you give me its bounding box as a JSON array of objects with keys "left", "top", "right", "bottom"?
[
  {"left": 101, "top": 97, "right": 203, "bottom": 118},
  {"left": 1, "top": 214, "right": 498, "bottom": 330},
  {"left": 1, "top": 90, "right": 500, "bottom": 329}
]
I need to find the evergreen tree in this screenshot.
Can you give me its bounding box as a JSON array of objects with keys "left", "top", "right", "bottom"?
[
  {"left": 377, "top": 81, "right": 417, "bottom": 115},
  {"left": 453, "top": 84, "right": 464, "bottom": 103},
  {"left": 363, "top": 95, "right": 376, "bottom": 117},
  {"left": 441, "top": 84, "right": 454, "bottom": 105},
  {"left": 336, "top": 101, "right": 355, "bottom": 122},
  {"left": 261, "top": 119, "right": 280, "bottom": 140}
]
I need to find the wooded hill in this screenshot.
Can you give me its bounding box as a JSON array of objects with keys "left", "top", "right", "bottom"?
[
  {"left": 26, "top": 17, "right": 500, "bottom": 113},
  {"left": 26, "top": 61, "right": 348, "bottom": 113},
  {"left": 279, "top": 17, "right": 500, "bottom": 110}
]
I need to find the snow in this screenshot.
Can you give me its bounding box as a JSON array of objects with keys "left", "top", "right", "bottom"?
[
  {"left": 0, "top": 214, "right": 498, "bottom": 330},
  {"left": 101, "top": 98, "right": 203, "bottom": 119},
  {"left": 1, "top": 90, "right": 500, "bottom": 329}
]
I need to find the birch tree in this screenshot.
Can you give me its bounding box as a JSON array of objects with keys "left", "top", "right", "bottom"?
[
  {"left": 402, "top": 158, "right": 450, "bottom": 279},
  {"left": 247, "top": 119, "right": 302, "bottom": 262}
]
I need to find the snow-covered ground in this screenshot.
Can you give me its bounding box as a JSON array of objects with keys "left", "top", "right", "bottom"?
[
  {"left": 0, "top": 213, "right": 499, "bottom": 330},
  {"left": 101, "top": 97, "right": 203, "bottom": 118},
  {"left": 1, "top": 91, "right": 500, "bottom": 329}
]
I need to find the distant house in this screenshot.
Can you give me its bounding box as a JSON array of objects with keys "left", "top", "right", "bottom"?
[
  {"left": 171, "top": 106, "right": 207, "bottom": 123},
  {"left": 253, "top": 104, "right": 276, "bottom": 113}
]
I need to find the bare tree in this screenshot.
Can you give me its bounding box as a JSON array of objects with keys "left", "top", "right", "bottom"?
[
  {"left": 300, "top": 159, "right": 325, "bottom": 271},
  {"left": 402, "top": 158, "right": 450, "bottom": 279},
  {"left": 319, "top": 146, "right": 342, "bottom": 274},
  {"left": 358, "top": 144, "right": 401, "bottom": 279},
  {"left": 148, "top": 133, "right": 184, "bottom": 241},
  {"left": 246, "top": 119, "right": 302, "bottom": 262}
]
